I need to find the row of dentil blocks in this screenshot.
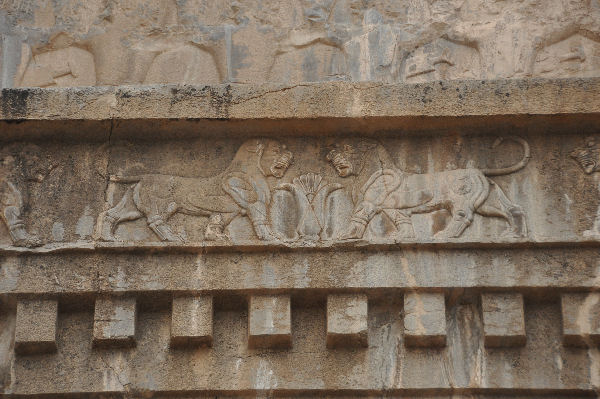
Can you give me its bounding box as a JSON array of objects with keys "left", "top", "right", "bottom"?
[{"left": 13, "top": 292, "right": 600, "bottom": 355}]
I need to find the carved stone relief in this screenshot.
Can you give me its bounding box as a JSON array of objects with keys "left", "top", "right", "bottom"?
[
  {"left": 95, "top": 139, "right": 293, "bottom": 242},
  {"left": 8, "top": 133, "right": 600, "bottom": 248},
  {"left": 18, "top": 45, "right": 96, "bottom": 88},
  {"left": 402, "top": 39, "right": 480, "bottom": 83},
  {"left": 275, "top": 173, "right": 343, "bottom": 241},
  {"left": 4, "top": 0, "right": 600, "bottom": 88},
  {"left": 0, "top": 144, "right": 56, "bottom": 247},
  {"left": 327, "top": 137, "right": 530, "bottom": 240},
  {"left": 571, "top": 138, "right": 600, "bottom": 237},
  {"left": 534, "top": 34, "right": 600, "bottom": 78}
]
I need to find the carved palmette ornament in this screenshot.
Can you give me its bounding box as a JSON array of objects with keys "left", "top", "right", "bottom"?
[{"left": 276, "top": 173, "right": 343, "bottom": 241}]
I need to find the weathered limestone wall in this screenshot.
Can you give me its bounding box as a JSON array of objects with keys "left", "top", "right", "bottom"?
[
  {"left": 0, "top": 79, "right": 599, "bottom": 397},
  {"left": 2, "top": 0, "right": 600, "bottom": 88},
  {"left": 1, "top": 1, "right": 600, "bottom": 398}
]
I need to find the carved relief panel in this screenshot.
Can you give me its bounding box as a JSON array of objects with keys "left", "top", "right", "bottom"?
[
  {"left": 3, "top": 132, "right": 600, "bottom": 248},
  {"left": 4, "top": 0, "right": 600, "bottom": 87}
]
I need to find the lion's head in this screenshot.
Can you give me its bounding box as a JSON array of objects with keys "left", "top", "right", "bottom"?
[
  {"left": 234, "top": 139, "right": 293, "bottom": 178},
  {"left": 571, "top": 139, "right": 600, "bottom": 175},
  {"left": 0, "top": 143, "right": 56, "bottom": 182},
  {"left": 326, "top": 139, "right": 389, "bottom": 178},
  {"left": 327, "top": 144, "right": 355, "bottom": 177}
]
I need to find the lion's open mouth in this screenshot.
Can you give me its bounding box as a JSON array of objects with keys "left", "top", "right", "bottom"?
[
  {"left": 571, "top": 150, "right": 597, "bottom": 174},
  {"left": 328, "top": 151, "right": 353, "bottom": 177},
  {"left": 270, "top": 150, "right": 293, "bottom": 177}
]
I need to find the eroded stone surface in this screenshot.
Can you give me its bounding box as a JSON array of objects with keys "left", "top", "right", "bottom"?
[
  {"left": 403, "top": 292, "right": 446, "bottom": 347},
  {"left": 170, "top": 294, "right": 213, "bottom": 347},
  {"left": 0, "top": 6, "right": 599, "bottom": 391},
  {"left": 0, "top": 132, "right": 597, "bottom": 248},
  {"left": 481, "top": 293, "right": 526, "bottom": 347},
  {"left": 326, "top": 293, "right": 368, "bottom": 348},
  {"left": 14, "top": 298, "right": 57, "bottom": 355},
  {"left": 561, "top": 292, "right": 600, "bottom": 346},
  {"left": 93, "top": 296, "right": 137, "bottom": 348},
  {"left": 248, "top": 294, "right": 291, "bottom": 349},
  {"left": 2, "top": 1, "right": 600, "bottom": 88}
]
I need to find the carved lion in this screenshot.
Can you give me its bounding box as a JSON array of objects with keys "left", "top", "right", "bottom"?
[
  {"left": 571, "top": 138, "right": 600, "bottom": 174},
  {"left": 95, "top": 139, "right": 293, "bottom": 242},
  {"left": 327, "top": 137, "right": 530, "bottom": 240},
  {"left": 0, "top": 143, "right": 56, "bottom": 247},
  {"left": 326, "top": 139, "right": 397, "bottom": 205},
  {"left": 570, "top": 138, "right": 600, "bottom": 237}
]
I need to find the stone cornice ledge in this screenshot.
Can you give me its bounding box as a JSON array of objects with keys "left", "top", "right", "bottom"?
[{"left": 1, "top": 78, "right": 599, "bottom": 121}]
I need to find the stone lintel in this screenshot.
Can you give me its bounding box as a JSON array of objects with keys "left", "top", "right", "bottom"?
[
  {"left": 93, "top": 296, "right": 137, "bottom": 348},
  {"left": 171, "top": 295, "right": 213, "bottom": 348},
  {"left": 326, "top": 294, "right": 368, "bottom": 348},
  {"left": 14, "top": 298, "right": 58, "bottom": 355},
  {"left": 481, "top": 293, "right": 526, "bottom": 347},
  {"left": 248, "top": 295, "right": 291, "bottom": 349},
  {"left": 561, "top": 293, "right": 600, "bottom": 347},
  {"left": 403, "top": 292, "right": 446, "bottom": 347},
  {"left": 1, "top": 79, "right": 598, "bottom": 125}
]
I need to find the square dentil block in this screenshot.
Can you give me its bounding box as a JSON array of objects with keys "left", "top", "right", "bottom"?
[
  {"left": 171, "top": 295, "right": 213, "bottom": 348},
  {"left": 327, "top": 294, "right": 368, "bottom": 348},
  {"left": 404, "top": 292, "right": 446, "bottom": 347},
  {"left": 15, "top": 298, "right": 58, "bottom": 355},
  {"left": 481, "top": 293, "right": 526, "bottom": 347},
  {"left": 93, "top": 296, "right": 137, "bottom": 348},
  {"left": 248, "top": 295, "right": 291, "bottom": 349},
  {"left": 561, "top": 293, "right": 600, "bottom": 347}
]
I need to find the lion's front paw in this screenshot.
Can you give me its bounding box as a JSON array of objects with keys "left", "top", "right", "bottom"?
[
  {"left": 338, "top": 223, "right": 365, "bottom": 240},
  {"left": 205, "top": 230, "right": 230, "bottom": 241},
  {"left": 14, "top": 234, "right": 43, "bottom": 248},
  {"left": 255, "top": 224, "right": 281, "bottom": 242}
]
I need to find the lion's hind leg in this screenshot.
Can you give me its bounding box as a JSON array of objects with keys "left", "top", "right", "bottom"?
[
  {"left": 204, "top": 212, "right": 238, "bottom": 241},
  {"left": 94, "top": 185, "right": 143, "bottom": 241},
  {"left": 434, "top": 205, "right": 476, "bottom": 239},
  {"left": 477, "top": 182, "right": 527, "bottom": 238}
]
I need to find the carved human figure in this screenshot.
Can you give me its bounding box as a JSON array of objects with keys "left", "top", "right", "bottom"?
[
  {"left": 0, "top": 144, "right": 54, "bottom": 247},
  {"left": 18, "top": 43, "right": 96, "bottom": 87},
  {"left": 571, "top": 138, "right": 600, "bottom": 237},
  {"left": 95, "top": 139, "right": 293, "bottom": 242},
  {"left": 268, "top": 0, "right": 352, "bottom": 83},
  {"left": 327, "top": 137, "right": 530, "bottom": 240}
]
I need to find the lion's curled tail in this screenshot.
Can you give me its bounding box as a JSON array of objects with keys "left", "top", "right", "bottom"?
[{"left": 481, "top": 136, "right": 531, "bottom": 176}]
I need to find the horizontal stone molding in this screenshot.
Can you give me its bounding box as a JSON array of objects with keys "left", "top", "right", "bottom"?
[
  {"left": 1, "top": 78, "right": 599, "bottom": 122},
  {"left": 1, "top": 236, "right": 600, "bottom": 255},
  {"left": 1, "top": 247, "right": 599, "bottom": 296}
]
